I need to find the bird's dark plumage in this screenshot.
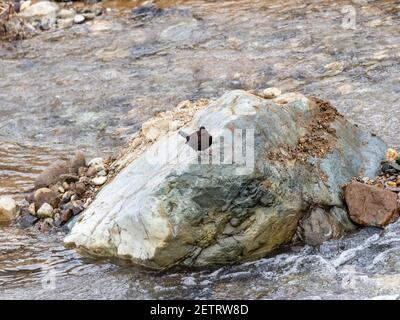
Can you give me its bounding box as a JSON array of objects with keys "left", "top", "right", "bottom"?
[{"left": 178, "top": 126, "right": 212, "bottom": 151}]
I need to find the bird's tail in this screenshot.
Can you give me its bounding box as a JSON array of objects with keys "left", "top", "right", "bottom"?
[{"left": 178, "top": 130, "right": 189, "bottom": 139}]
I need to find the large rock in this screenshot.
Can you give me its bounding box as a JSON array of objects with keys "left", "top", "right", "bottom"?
[
  {"left": 64, "top": 90, "right": 386, "bottom": 269},
  {"left": 18, "top": 1, "right": 59, "bottom": 20},
  {"left": 344, "top": 181, "right": 399, "bottom": 227},
  {"left": 0, "top": 196, "right": 20, "bottom": 222}
]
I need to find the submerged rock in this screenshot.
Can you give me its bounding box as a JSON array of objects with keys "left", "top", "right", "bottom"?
[{"left": 65, "top": 90, "right": 386, "bottom": 269}]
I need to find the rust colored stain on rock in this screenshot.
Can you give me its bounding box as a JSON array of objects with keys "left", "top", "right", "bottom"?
[{"left": 344, "top": 181, "right": 400, "bottom": 227}]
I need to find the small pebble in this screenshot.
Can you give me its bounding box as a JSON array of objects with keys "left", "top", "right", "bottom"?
[
  {"left": 86, "top": 166, "right": 97, "bottom": 177},
  {"left": 387, "top": 181, "right": 397, "bottom": 187},
  {"left": 83, "top": 12, "right": 95, "bottom": 20},
  {"left": 61, "top": 191, "right": 74, "bottom": 203},
  {"left": 78, "top": 167, "right": 87, "bottom": 176},
  {"left": 28, "top": 203, "right": 36, "bottom": 215},
  {"left": 182, "top": 277, "right": 197, "bottom": 286},
  {"left": 88, "top": 157, "right": 104, "bottom": 167},
  {"left": 97, "top": 170, "right": 107, "bottom": 176},
  {"left": 73, "top": 14, "right": 85, "bottom": 24},
  {"left": 386, "top": 148, "right": 398, "bottom": 162},
  {"left": 92, "top": 176, "right": 107, "bottom": 186},
  {"left": 37, "top": 203, "right": 54, "bottom": 219},
  {"left": 262, "top": 87, "right": 281, "bottom": 99},
  {"left": 75, "top": 182, "right": 86, "bottom": 195}
]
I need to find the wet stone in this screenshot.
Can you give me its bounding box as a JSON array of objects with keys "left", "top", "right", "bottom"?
[
  {"left": 61, "top": 191, "right": 74, "bottom": 204},
  {"left": 17, "top": 214, "right": 39, "bottom": 228},
  {"left": 0, "top": 196, "right": 20, "bottom": 222},
  {"left": 62, "top": 200, "right": 84, "bottom": 216},
  {"left": 60, "top": 209, "right": 73, "bottom": 224},
  {"left": 381, "top": 161, "right": 400, "bottom": 175}
]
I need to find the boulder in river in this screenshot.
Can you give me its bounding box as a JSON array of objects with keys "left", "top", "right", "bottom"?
[{"left": 65, "top": 90, "right": 387, "bottom": 269}]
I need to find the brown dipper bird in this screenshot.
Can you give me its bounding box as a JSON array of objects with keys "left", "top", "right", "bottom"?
[{"left": 178, "top": 126, "right": 213, "bottom": 151}]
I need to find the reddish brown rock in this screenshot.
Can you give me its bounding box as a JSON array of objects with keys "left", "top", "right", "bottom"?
[
  {"left": 60, "top": 209, "right": 73, "bottom": 224},
  {"left": 344, "top": 181, "right": 400, "bottom": 227},
  {"left": 34, "top": 188, "right": 60, "bottom": 209}
]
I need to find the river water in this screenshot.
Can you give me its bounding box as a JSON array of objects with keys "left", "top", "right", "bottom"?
[{"left": 0, "top": 0, "right": 400, "bottom": 299}]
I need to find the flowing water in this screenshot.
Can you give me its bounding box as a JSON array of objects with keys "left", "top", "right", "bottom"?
[{"left": 0, "top": 0, "right": 400, "bottom": 299}]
